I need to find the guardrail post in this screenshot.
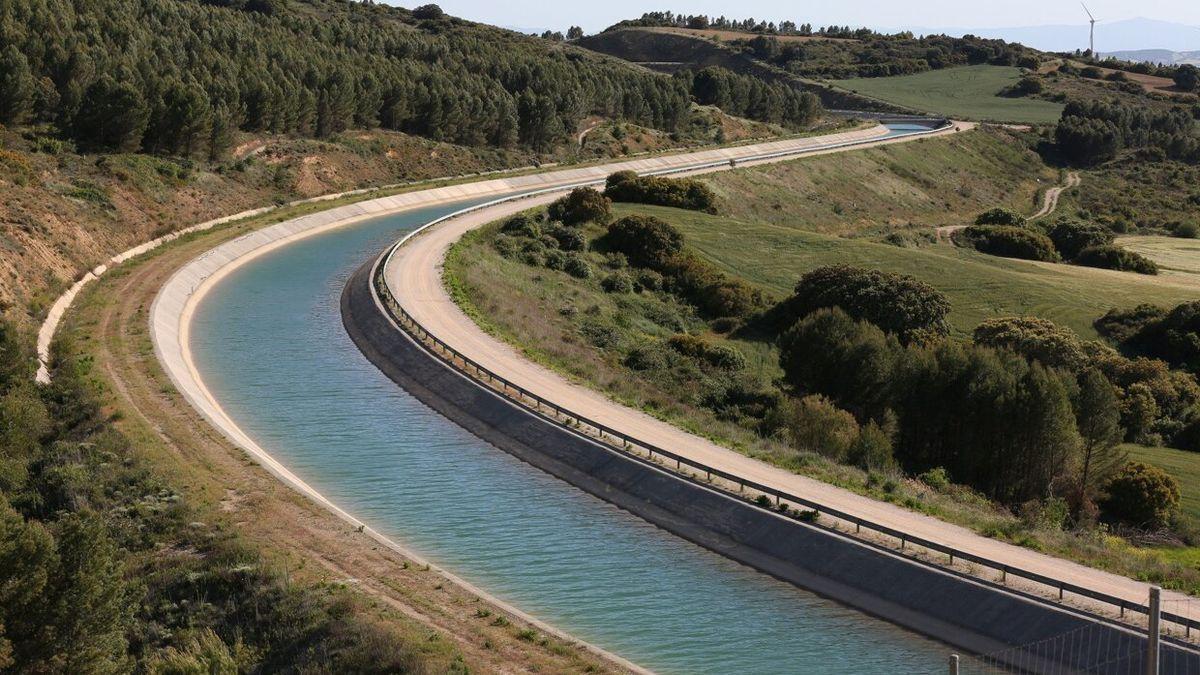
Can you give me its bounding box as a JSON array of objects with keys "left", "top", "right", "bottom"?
[
  {"left": 1146, "top": 586, "right": 1161, "bottom": 675},
  {"left": 948, "top": 654, "right": 959, "bottom": 675}
]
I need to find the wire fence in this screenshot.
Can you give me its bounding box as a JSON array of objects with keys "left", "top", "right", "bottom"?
[{"left": 949, "top": 622, "right": 1147, "bottom": 674}]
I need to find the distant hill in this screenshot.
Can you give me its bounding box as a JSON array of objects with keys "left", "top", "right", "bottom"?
[
  {"left": 904, "top": 17, "right": 1200, "bottom": 54},
  {"left": 1103, "top": 49, "right": 1200, "bottom": 65}
]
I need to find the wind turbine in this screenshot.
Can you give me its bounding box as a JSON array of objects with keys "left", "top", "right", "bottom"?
[{"left": 1081, "top": 2, "right": 1097, "bottom": 57}]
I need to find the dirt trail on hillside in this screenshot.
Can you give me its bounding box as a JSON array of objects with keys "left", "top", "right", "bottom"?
[
  {"left": 1031, "top": 171, "right": 1081, "bottom": 220},
  {"left": 936, "top": 171, "right": 1080, "bottom": 242}
]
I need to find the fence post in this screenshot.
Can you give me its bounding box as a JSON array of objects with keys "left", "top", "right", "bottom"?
[
  {"left": 1146, "top": 586, "right": 1161, "bottom": 675},
  {"left": 948, "top": 653, "right": 959, "bottom": 675}
]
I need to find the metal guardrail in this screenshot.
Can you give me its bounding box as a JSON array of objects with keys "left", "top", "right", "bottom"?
[{"left": 368, "top": 121, "right": 1200, "bottom": 639}]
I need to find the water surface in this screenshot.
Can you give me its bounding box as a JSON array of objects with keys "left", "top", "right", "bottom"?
[{"left": 191, "top": 130, "right": 951, "bottom": 674}]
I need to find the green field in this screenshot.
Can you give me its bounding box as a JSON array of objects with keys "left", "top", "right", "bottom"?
[
  {"left": 631, "top": 203, "right": 1200, "bottom": 339},
  {"left": 831, "top": 65, "right": 1066, "bottom": 124},
  {"left": 1118, "top": 235, "right": 1200, "bottom": 276},
  {"left": 1127, "top": 444, "right": 1200, "bottom": 521}
]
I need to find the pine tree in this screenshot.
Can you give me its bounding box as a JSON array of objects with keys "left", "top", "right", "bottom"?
[
  {"left": 1075, "top": 368, "right": 1126, "bottom": 503},
  {"left": 0, "top": 46, "right": 36, "bottom": 125}
]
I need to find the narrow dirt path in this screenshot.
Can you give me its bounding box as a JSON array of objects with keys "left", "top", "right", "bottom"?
[
  {"left": 577, "top": 120, "right": 603, "bottom": 148},
  {"left": 936, "top": 171, "right": 1080, "bottom": 243},
  {"left": 1031, "top": 171, "right": 1081, "bottom": 220}
]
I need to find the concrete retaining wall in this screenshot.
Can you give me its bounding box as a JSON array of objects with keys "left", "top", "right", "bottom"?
[{"left": 343, "top": 256, "right": 1200, "bottom": 673}]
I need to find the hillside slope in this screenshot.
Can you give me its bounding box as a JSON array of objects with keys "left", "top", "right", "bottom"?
[{"left": 577, "top": 29, "right": 898, "bottom": 112}]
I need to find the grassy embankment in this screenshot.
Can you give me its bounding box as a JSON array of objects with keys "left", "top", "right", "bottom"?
[
  {"left": 830, "top": 65, "right": 1065, "bottom": 124},
  {"left": 445, "top": 127, "right": 1200, "bottom": 592}
]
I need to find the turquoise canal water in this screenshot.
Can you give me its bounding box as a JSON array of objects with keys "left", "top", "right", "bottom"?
[{"left": 190, "top": 127, "right": 949, "bottom": 674}]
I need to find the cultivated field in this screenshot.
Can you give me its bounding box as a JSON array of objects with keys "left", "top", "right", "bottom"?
[
  {"left": 1118, "top": 235, "right": 1200, "bottom": 276},
  {"left": 831, "top": 65, "right": 1066, "bottom": 124},
  {"left": 637, "top": 204, "right": 1199, "bottom": 338}
]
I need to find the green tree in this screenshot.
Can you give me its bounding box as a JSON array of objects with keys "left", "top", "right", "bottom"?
[
  {"left": 0, "top": 46, "right": 36, "bottom": 125},
  {"left": 42, "top": 512, "right": 134, "bottom": 673},
  {"left": 1074, "top": 368, "right": 1126, "bottom": 503},
  {"left": 0, "top": 500, "right": 56, "bottom": 670},
  {"left": 603, "top": 215, "right": 683, "bottom": 268},
  {"left": 1100, "top": 462, "right": 1180, "bottom": 528},
  {"left": 972, "top": 316, "right": 1089, "bottom": 371},
  {"left": 1047, "top": 220, "right": 1114, "bottom": 260},
  {"left": 0, "top": 382, "right": 50, "bottom": 493},
  {"left": 778, "top": 307, "right": 900, "bottom": 420},
  {"left": 775, "top": 265, "right": 951, "bottom": 342},
  {"left": 974, "top": 207, "right": 1026, "bottom": 227},
  {"left": 547, "top": 187, "right": 611, "bottom": 226},
  {"left": 1174, "top": 64, "right": 1199, "bottom": 92},
  {"left": 151, "top": 81, "right": 213, "bottom": 156},
  {"left": 73, "top": 75, "right": 150, "bottom": 152}
]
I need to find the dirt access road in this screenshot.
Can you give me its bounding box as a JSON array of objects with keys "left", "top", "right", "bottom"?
[
  {"left": 935, "top": 170, "right": 1079, "bottom": 241},
  {"left": 385, "top": 134, "right": 1197, "bottom": 625}
]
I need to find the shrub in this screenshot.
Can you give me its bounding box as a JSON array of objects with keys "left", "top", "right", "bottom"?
[
  {"left": 1094, "top": 304, "right": 1167, "bottom": 344},
  {"left": 1174, "top": 222, "right": 1199, "bottom": 239},
  {"left": 544, "top": 249, "right": 566, "bottom": 270},
  {"left": 780, "top": 394, "right": 860, "bottom": 461},
  {"left": 666, "top": 333, "right": 746, "bottom": 370},
  {"left": 918, "top": 467, "right": 951, "bottom": 491},
  {"left": 1120, "top": 300, "right": 1200, "bottom": 373},
  {"left": 604, "top": 171, "right": 718, "bottom": 213},
  {"left": 579, "top": 318, "right": 622, "bottom": 348},
  {"left": 1100, "top": 462, "right": 1180, "bottom": 528},
  {"left": 623, "top": 343, "right": 670, "bottom": 371},
  {"left": 603, "top": 215, "right": 684, "bottom": 269},
  {"left": 775, "top": 265, "right": 951, "bottom": 341},
  {"left": 563, "top": 253, "right": 592, "bottom": 279},
  {"left": 846, "top": 420, "right": 895, "bottom": 472},
  {"left": 1000, "top": 76, "right": 1043, "bottom": 97},
  {"left": 547, "top": 187, "right": 611, "bottom": 226},
  {"left": 633, "top": 269, "right": 664, "bottom": 292},
  {"left": 1074, "top": 245, "right": 1158, "bottom": 275},
  {"left": 500, "top": 213, "right": 540, "bottom": 238},
  {"left": 600, "top": 272, "right": 633, "bottom": 293},
  {"left": 602, "top": 252, "right": 628, "bottom": 269},
  {"left": 1047, "top": 220, "right": 1114, "bottom": 259},
  {"left": 493, "top": 237, "right": 519, "bottom": 258},
  {"left": 975, "top": 207, "right": 1027, "bottom": 227},
  {"left": 961, "top": 225, "right": 1061, "bottom": 262},
  {"left": 696, "top": 278, "right": 765, "bottom": 319},
  {"left": 548, "top": 224, "right": 586, "bottom": 251}
]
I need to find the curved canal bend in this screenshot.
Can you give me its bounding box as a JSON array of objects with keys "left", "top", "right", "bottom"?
[{"left": 190, "top": 128, "right": 949, "bottom": 674}]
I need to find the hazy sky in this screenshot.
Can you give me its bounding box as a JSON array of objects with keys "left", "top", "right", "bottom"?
[{"left": 437, "top": 0, "right": 1200, "bottom": 34}]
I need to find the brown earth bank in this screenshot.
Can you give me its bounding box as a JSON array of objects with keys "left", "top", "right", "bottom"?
[
  {"left": 57, "top": 208, "right": 636, "bottom": 674},
  {"left": 0, "top": 112, "right": 781, "bottom": 324}
]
